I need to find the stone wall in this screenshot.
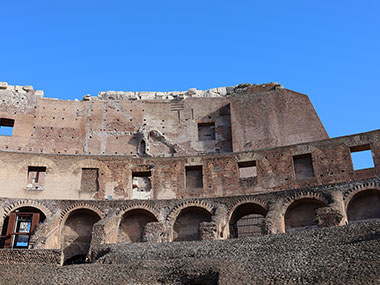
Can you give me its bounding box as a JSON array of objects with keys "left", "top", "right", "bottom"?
[
  {"left": 0, "top": 81, "right": 327, "bottom": 157},
  {"left": 0, "top": 129, "right": 377, "bottom": 200}
]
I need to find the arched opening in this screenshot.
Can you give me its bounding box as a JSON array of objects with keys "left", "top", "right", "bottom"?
[
  {"left": 347, "top": 189, "right": 380, "bottom": 223},
  {"left": 61, "top": 209, "right": 101, "bottom": 263},
  {"left": 284, "top": 198, "right": 326, "bottom": 232},
  {"left": 1, "top": 207, "right": 46, "bottom": 249},
  {"left": 139, "top": 139, "right": 147, "bottom": 156},
  {"left": 118, "top": 209, "right": 158, "bottom": 243},
  {"left": 173, "top": 206, "right": 212, "bottom": 241},
  {"left": 229, "top": 203, "right": 267, "bottom": 238}
]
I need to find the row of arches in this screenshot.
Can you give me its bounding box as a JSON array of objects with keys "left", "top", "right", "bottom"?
[{"left": 1, "top": 188, "right": 380, "bottom": 263}]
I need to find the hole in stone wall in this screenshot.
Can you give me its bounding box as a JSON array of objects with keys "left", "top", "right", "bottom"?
[
  {"left": 27, "top": 166, "right": 46, "bottom": 190},
  {"left": 238, "top": 161, "right": 257, "bottom": 187},
  {"left": 350, "top": 145, "right": 375, "bottom": 170},
  {"left": 185, "top": 166, "right": 203, "bottom": 189},
  {"left": 0, "top": 118, "right": 14, "bottom": 136},
  {"left": 132, "top": 171, "right": 151, "bottom": 200},
  {"left": 293, "top": 153, "right": 314, "bottom": 180},
  {"left": 198, "top": 122, "right": 215, "bottom": 141}
]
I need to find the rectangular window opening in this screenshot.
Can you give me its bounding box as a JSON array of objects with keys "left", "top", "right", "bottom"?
[
  {"left": 27, "top": 166, "right": 46, "bottom": 190},
  {"left": 238, "top": 161, "right": 257, "bottom": 187},
  {"left": 0, "top": 118, "right": 14, "bottom": 136},
  {"left": 198, "top": 122, "right": 215, "bottom": 141},
  {"left": 132, "top": 171, "right": 152, "bottom": 200},
  {"left": 185, "top": 165, "right": 203, "bottom": 189},
  {"left": 81, "top": 168, "right": 99, "bottom": 193},
  {"left": 350, "top": 145, "right": 375, "bottom": 171},
  {"left": 293, "top": 153, "right": 314, "bottom": 180}
]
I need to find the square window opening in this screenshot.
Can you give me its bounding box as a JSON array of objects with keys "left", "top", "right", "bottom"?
[
  {"left": 198, "top": 122, "right": 215, "bottom": 141},
  {"left": 0, "top": 118, "right": 14, "bottom": 136},
  {"left": 185, "top": 166, "right": 203, "bottom": 189},
  {"left": 27, "top": 166, "right": 46, "bottom": 190},
  {"left": 350, "top": 145, "right": 375, "bottom": 171},
  {"left": 238, "top": 161, "right": 257, "bottom": 179},
  {"left": 132, "top": 171, "right": 152, "bottom": 200},
  {"left": 293, "top": 154, "right": 314, "bottom": 180}
]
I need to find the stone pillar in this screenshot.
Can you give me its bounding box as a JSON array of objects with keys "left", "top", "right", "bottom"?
[
  {"left": 265, "top": 201, "right": 285, "bottom": 234},
  {"left": 142, "top": 222, "right": 165, "bottom": 242},
  {"left": 199, "top": 222, "right": 218, "bottom": 240},
  {"left": 315, "top": 191, "right": 347, "bottom": 227}
]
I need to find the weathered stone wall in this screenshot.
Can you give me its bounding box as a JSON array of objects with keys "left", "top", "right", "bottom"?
[
  {"left": 0, "top": 82, "right": 327, "bottom": 157},
  {"left": 0, "top": 176, "right": 379, "bottom": 253},
  {"left": 0, "top": 129, "right": 377, "bottom": 200},
  {"left": 230, "top": 87, "right": 329, "bottom": 152}
]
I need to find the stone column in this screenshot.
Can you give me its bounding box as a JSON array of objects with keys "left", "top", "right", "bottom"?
[
  {"left": 199, "top": 222, "right": 218, "bottom": 240},
  {"left": 265, "top": 201, "right": 285, "bottom": 234},
  {"left": 142, "top": 222, "right": 165, "bottom": 242},
  {"left": 315, "top": 190, "right": 347, "bottom": 227}
]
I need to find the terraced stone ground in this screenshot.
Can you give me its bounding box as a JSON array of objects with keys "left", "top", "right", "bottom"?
[{"left": 1, "top": 220, "right": 380, "bottom": 284}]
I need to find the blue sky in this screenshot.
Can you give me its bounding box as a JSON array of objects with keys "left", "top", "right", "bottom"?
[{"left": 0, "top": 0, "right": 379, "bottom": 138}]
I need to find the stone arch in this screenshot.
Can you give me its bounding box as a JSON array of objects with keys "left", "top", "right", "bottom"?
[
  {"left": 68, "top": 159, "right": 112, "bottom": 177},
  {"left": 344, "top": 181, "right": 380, "bottom": 207},
  {"left": 60, "top": 203, "right": 104, "bottom": 223},
  {"left": 1, "top": 201, "right": 50, "bottom": 249},
  {"left": 169, "top": 202, "right": 213, "bottom": 242},
  {"left": 166, "top": 200, "right": 214, "bottom": 226},
  {"left": 118, "top": 208, "right": 159, "bottom": 243},
  {"left": 118, "top": 203, "right": 161, "bottom": 222},
  {"left": 283, "top": 193, "right": 328, "bottom": 232},
  {"left": 227, "top": 198, "right": 268, "bottom": 238},
  {"left": 345, "top": 184, "right": 380, "bottom": 223},
  {"left": 2, "top": 200, "right": 52, "bottom": 219},
  {"left": 60, "top": 208, "right": 102, "bottom": 264},
  {"left": 15, "top": 157, "right": 58, "bottom": 176}
]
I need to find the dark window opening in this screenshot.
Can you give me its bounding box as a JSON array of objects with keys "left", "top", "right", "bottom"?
[
  {"left": 81, "top": 168, "right": 99, "bottom": 193},
  {"left": 0, "top": 118, "right": 14, "bottom": 136},
  {"left": 185, "top": 166, "right": 203, "bottom": 188},
  {"left": 27, "top": 166, "right": 46, "bottom": 190},
  {"left": 293, "top": 154, "right": 314, "bottom": 180},
  {"left": 350, "top": 144, "right": 375, "bottom": 171},
  {"left": 198, "top": 122, "right": 215, "bottom": 141},
  {"left": 132, "top": 171, "right": 151, "bottom": 199}
]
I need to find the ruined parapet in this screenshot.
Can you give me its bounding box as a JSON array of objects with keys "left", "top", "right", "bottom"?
[
  {"left": 96, "top": 82, "right": 283, "bottom": 101},
  {"left": 141, "top": 221, "right": 165, "bottom": 242},
  {"left": 0, "top": 81, "right": 44, "bottom": 97}
]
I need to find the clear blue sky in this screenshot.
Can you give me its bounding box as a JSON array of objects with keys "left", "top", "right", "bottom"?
[{"left": 1, "top": 0, "right": 379, "bottom": 138}]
